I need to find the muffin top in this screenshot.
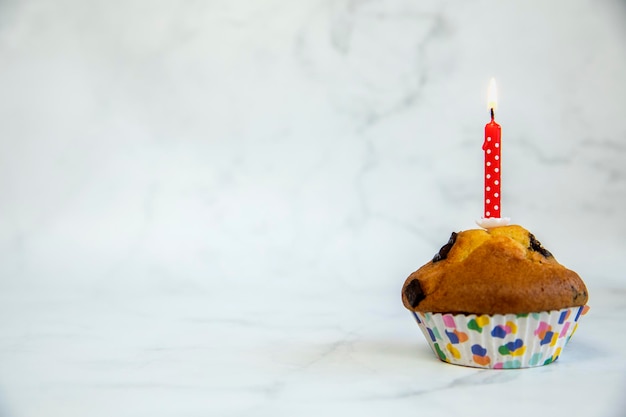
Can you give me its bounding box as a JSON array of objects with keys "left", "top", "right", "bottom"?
[{"left": 401, "top": 225, "right": 588, "bottom": 315}]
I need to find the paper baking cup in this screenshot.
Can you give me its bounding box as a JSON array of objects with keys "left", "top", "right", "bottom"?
[{"left": 412, "top": 305, "right": 589, "bottom": 369}]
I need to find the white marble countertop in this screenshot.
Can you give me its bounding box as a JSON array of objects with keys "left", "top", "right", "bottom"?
[
  {"left": 0, "top": 286, "right": 625, "bottom": 416},
  {"left": 1, "top": 0, "right": 626, "bottom": 416}
]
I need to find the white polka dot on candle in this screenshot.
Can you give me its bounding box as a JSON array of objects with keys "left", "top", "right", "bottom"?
[
  {"left": 494, "top": 193, "right": 499, "bottom": 197},
  {"left": 487, "top": 149, "right": 491, "bottom": 154},
  {"left": 495, "top": 180, "right": 499, "bottom": 185},
  {"left": 486, "top": 211, "right": 491, "bottom": 216},
  {"left": 495, "top": 168, "right": 499, "bottom": 173},
  {"left": 495, "top": 155, "right": 499, "bottom": 160},
  {"left": 494, "top": 205, "right": 499, "bottom": 210},
  {"left": 487, "top": 162, "right": 491, "bottom": 166},
  {"left": 486, "top": 199, "right": 490, "bottom": 204},
  {"left": 495, "top": 143, "right": 500, "bottom": 148},
  {"left": 486, "top": 174, "right": 491, "bottom": 179},
  {"left": 486, "top": 186, "right": 491, "bottom": 191}
]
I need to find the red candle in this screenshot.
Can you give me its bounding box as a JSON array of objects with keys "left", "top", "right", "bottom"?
[{"left": 483, "top": 78, "right": 501, "bottom": 219}]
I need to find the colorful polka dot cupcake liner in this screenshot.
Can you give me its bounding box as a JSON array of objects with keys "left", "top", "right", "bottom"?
[{"left": 413, "top": 305, "right": 589, "bottom": 369}]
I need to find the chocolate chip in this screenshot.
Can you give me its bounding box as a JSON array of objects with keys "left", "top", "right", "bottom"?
[
  {"left": 572, "top": 286, "right": 587, "bottom": 303},
  {"left": 405, "top": 280, "right": 425, "bottom": 308},
  {"left": 528, "top": 233, "right": 553, "bottom": 258},
  {"left": 432, "top": 232, "right": 458, "bottom": 262}
]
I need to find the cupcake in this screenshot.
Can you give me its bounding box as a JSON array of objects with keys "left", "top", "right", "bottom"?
[{"left": 401, "top": 225, "right": 589, "bottom": 368}]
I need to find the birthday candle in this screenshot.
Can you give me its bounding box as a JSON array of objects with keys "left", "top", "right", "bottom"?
[{"left": 483, "top": 78, "right": 501, "bottom": 219}]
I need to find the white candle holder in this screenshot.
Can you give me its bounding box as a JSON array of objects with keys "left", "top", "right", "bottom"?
[{"left": 476, "top": 217, "right": 511, "bottom": 229}]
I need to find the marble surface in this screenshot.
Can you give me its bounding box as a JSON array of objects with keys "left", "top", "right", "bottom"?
[{"left": 1, "top": 0, "right": 626, "bottom": 416}]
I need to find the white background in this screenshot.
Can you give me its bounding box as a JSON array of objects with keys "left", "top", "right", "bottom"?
[{"left": 0, "top": 1, "right": 625, "bottom": 416}]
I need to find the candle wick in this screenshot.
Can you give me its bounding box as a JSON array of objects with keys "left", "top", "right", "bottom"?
[{"left": 490, "top": 108, "right": 495, "bottom": 121}]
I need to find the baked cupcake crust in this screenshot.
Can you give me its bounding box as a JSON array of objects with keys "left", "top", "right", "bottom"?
[{"left": 401, "top": 225, "right": 588, "bottom": 315}]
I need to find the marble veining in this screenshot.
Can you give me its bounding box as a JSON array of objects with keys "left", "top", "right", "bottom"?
[{"left": 0, "top": 0, "right": 625, "bottom": 416}]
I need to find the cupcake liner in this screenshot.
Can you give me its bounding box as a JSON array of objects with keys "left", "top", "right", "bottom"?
[{"left": 412, "top": 305, "right": 589, "bottom": 369}]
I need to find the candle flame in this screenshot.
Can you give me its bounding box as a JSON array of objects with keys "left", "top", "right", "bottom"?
[{"left": 487, "top": 78, "right": 498, "bottom": 111}]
